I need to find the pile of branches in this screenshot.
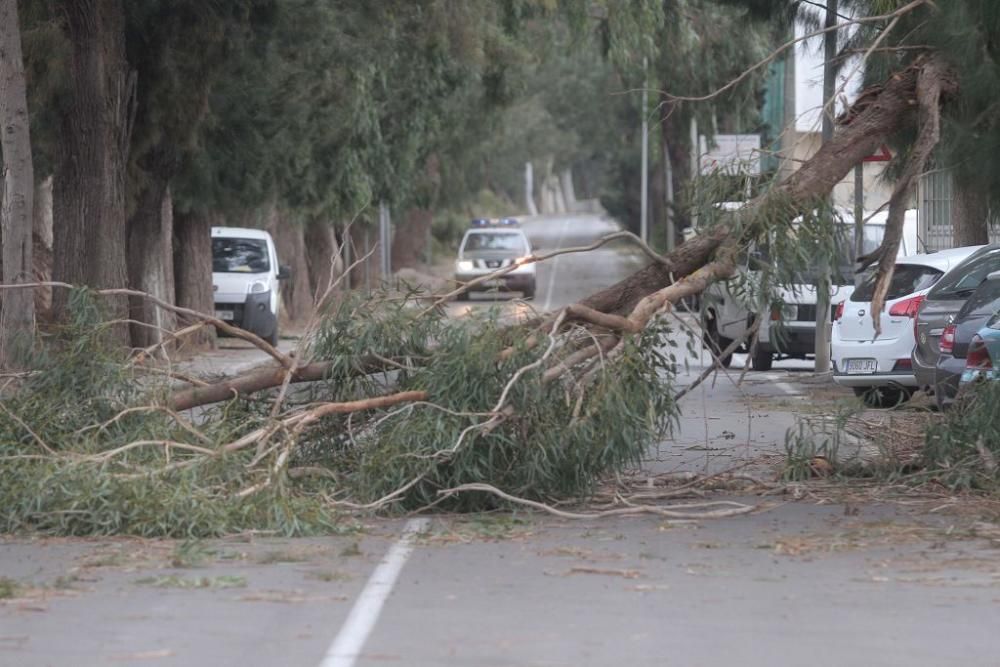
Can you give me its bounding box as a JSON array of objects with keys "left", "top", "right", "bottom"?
[{"left": 0, "top": 255, "right": 731, "bottom": 536}]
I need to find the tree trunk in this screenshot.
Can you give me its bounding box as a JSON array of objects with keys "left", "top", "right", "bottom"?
[
  {"left": 127, "top": 175, "right": 175, "bottom": 350},
  {"left": 32, "top": 176, "right": 53, "bottom": 320},
  {"left": 305, "top": 222, "right": 343, "bottom": 303},
  {"left": 390, "top": 208, "right": 432, "bottom": 270},
  {"left": 51, "top": 0, "right": 133, "bottom": 344},
  {"left": 952, "top": 176, "right": 990, "bottom": 246},
  {"left": 0, "top": 0, "right": 35, "bottom": 368},
  {"left": 173, "top": 209, "right": 215, "bottom": 349},
  {"left": 265, "top": 207, "right": 312, "bottom": 325}
]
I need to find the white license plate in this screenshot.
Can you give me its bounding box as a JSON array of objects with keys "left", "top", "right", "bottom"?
[
  {"left": 844, "top": 358, "right": 877, "bottom": 374},
  {"left": 215, "top": 310, "right": 235, "bottom": 321}
]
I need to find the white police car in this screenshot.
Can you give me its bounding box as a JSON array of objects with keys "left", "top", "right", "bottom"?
[{"left": 454, "top": 218, "right": 536, "bottom": 300}]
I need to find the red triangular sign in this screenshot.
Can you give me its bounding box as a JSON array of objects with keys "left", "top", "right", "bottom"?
[{"left": 863, "top": 144, "right": 892, "bottom": 162}]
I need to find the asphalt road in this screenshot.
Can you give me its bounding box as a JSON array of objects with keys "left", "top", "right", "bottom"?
[{"left": 3, "top": 213, "right": 999, "bottom": 667}]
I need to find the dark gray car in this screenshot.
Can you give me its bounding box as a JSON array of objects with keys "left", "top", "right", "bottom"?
[
  {"left": 913, "top": 244, "right": 1000, "bottom": 404},
  {"left": 933, "top": 273, "right": 1000, "bottom": 405}
]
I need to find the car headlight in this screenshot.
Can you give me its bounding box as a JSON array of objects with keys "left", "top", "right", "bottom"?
[
  {"left": 248, "top": 280, "right": 268, "bottom": 294},
  {"left": 456, "top": 260, "right": 474, "bottom": 272}
]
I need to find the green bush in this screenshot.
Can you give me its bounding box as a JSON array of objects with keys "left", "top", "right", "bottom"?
[{"left": 924, "top": 381, "right": 1000, "bottom": 489}]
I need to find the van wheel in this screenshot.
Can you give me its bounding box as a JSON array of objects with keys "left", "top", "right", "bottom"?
[
  {"left": 702, "top": 316, "right": 733, "bottom": 368},
  {"left": 266, "top": 328, "right": 279, "bottom": 347},
  {"left": 751, "top": 348, "right": 773, "bottom": 371},
  {"left": 456, "top": 290, "right": 470, "bottom": 302},
  {"left": 522, "top": 279, "right": 536, "bottom": 300}
]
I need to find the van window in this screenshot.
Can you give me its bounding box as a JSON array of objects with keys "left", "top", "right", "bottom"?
[
  {"left": 851, "top": 264, "right": 942, "bottom": 302},
  {"left": 213, "top": 238, "right": 271, "bottom": 273},
  {"left": 928, "top": 247, "right": 1000, "bottom": 300}
]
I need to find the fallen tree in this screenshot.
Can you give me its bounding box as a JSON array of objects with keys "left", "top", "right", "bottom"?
[{"left": 0, "top": 50, "right": 959, "bottom": 535}]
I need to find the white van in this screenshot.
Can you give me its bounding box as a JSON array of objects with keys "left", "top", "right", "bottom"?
[
  {"left": 701, "top": 206, "right": 922, "bottom": 370},
  {"left": 211, "top": 227, "right": 290, "bottom": 345}
]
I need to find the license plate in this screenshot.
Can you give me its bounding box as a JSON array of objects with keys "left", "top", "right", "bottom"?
[
  {"left": 483, "top": 279, "right": 504, "bottom": 288},
  {"left": 844, "top": 358, "right": 877, "bottom": 374},
  {"left": 215, "top": 310, "right": 235, "bottom": 321}
]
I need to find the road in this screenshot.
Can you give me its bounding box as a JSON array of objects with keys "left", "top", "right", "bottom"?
[{"left": 3, "top": 213, "right": 999, "bottom": 667}]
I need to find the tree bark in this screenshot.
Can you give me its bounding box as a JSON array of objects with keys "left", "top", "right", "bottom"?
[
  {"left": 304, "top": 222, "right": 343, "bottom": 303},
  {"left": 32, "top": 176, "right": 53, "bottom": 319},
  {"left": 173, "top": 209, "right": 215, "bottom": 349},
  {"left": 52, "top": 0, "right": 134, "bottom": 344},
  {"left": 127, "top": 173, "right": 175, "bottom": 349},
  {"left": 389, "top": 208, "right": 432, "bottom": 270},
  {"left": 0, "top": 0, "right": 35, "bottom": 368},
  {"left": 265, "top": 206, "right": 312, "bottom": 325},
  {"left": 951, "top": 176, "right": 990, "bottom": 246}
]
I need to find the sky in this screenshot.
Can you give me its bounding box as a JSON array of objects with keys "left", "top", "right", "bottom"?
[{"left": 795, "top": 10, "right": 862, "bottom": 133}]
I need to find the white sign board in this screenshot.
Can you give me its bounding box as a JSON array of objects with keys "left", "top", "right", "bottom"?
[{"left": 698, "top": 134, "right": 761, "bottom": 176}]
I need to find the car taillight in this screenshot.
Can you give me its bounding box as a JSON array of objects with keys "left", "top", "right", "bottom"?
[
  {"left": 965, "top": 335, "right": 993, "bottom": 370},
  {"left": 940, "top": 324, "right": 957, "bottom": 355},
  {"left": 888, "top": 294, "right": 925, "bottom": 318},
  {"left": 833, "top": 302, "right": 845, "bottom": 322}
]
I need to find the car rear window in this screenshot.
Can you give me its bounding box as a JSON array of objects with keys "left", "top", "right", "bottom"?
[
  {"left": 463, "top": 232, "right": 527, "bottom": 253},
  {"left": 850, "top": 264, "right": 942, "bottom": 302},
  {"left": 928, "top": 247, "right": 1000, "bottom": 300},
  {"left": 956, "top": 277, "right": 1000, "bottom": 318},
  {"left": 212, "top": 238, "right": 270, "bottom": 273}
]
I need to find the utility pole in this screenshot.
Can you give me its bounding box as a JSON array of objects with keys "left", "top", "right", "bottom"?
[
  {"left": 640, "top": 58, "right": 649, "bottom": 244},
  {"left": 814, "top": 0, "right": 838, "bottom": 375},
  {"left": 378, "top": 202, "right": 391, "bottom": 281},
  {"left": 854, "top": 163, "right": 864, "bottom": 285}
]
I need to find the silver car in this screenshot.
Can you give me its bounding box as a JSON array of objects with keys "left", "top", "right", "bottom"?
[{"left": 913, "top": 244, "right": 998, "bottom": 406}]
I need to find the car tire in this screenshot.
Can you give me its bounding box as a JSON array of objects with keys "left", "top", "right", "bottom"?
[
  {"left": 266, "top": 327, "right": 279, "bottom": 348},
  {"left": 751, "top": 347, "right": 773, "bottom": 371},
  {"left": 702, "top": 315, "right": 733, "bottom": 369},
  {"left": 523, "top": 280, "right": 536, "bottom": 300},
  {"left": 456, "top": 290, "right": 470, "bottom": 302},
  {"left": 854, "top": 386, "right": 911, "bottom": 408}
]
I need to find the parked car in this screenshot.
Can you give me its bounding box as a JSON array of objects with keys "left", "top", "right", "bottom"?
[
  {"left": 933, "top": 268, "right": 1000, "bottom": 405},
  {"left": 831, "top": 246, "right": 980, "bottom": 407},
  {"left": 960, "top": 316, "right": 1000, "bottom": 387},
  {"left": 913, "top": 244, "right": 1000, "bottom": 406},
  {"left": 211, "top": 227, "right": 290, "bottom": 346},
  {"left": 454, "top": 218, "right": 536, "bottom": 300},
  {"left": 703, "top": 206, "right": 917, "bottom": 371}
]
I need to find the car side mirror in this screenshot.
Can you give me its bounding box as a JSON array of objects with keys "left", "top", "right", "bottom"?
[
  {"left": 277, "top": 264, "right": 291, "bottom": 280},
  {"left": 987, "top": 270, "right": 1000, "bottom": 282}
]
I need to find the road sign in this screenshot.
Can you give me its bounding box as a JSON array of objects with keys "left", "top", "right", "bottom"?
[
  {"left": 863, "top": 144, "right": 892, "bottom": 162},
  {"left": 699, "top": 134, "right": 761, "bottom": 175}
]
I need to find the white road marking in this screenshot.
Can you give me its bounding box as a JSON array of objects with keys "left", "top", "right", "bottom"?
[
  {"left": 319, "top": 518, "right": 430, "bottom": 667},
  {"left": 541, "top": 217, "right": 572, "bottom": 312}
]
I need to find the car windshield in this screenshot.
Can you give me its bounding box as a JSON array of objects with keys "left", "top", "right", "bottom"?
[
  {"left": 928, "top": 247, "right": 1000, "bottom": 300},
  {"left": 851, "top": 264, "right": 942, "bottom": 302},
  {"left": 212, "top": 238, "right": 270, "bottom": 273},
  {"left": 463, "top": 232, "right": 527, "bottom": 254}
]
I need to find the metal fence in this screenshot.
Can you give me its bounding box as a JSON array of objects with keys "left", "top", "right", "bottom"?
[
  {"left": 918, "top": 168, "right": 1000, "bottom": 250},
  {"left": 917, "top": 168, "right": 954, "bottom": 251}
]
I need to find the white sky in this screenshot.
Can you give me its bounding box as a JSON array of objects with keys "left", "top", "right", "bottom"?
[{"left": 795, "top": 11, "right": 862, "bottom": 133}]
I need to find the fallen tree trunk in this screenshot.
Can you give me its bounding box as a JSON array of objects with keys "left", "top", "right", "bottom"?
[{"left": 169, "top": 357, "right": 386, "bottom": 411}]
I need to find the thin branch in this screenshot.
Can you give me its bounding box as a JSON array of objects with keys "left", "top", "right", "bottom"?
[{"left": 435, "top": 483, "right": 759, "bottom": 520}]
